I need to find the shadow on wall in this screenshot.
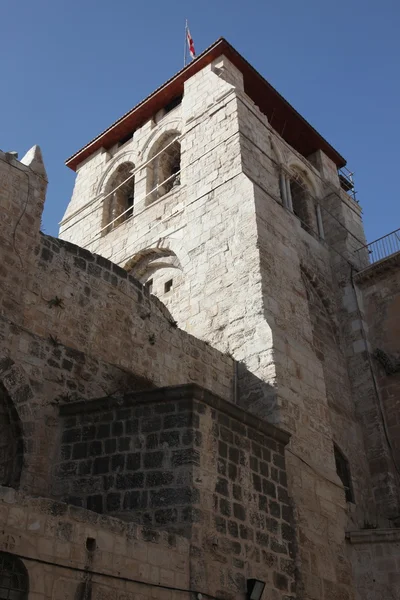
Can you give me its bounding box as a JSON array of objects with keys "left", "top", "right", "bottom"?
[{"left": 0, "top": 383, "right": 24, "bottom": 489}]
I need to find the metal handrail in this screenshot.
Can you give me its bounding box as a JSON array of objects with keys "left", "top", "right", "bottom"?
[{"left": 355, "top": 228, "right": 400, "bottom": 265}]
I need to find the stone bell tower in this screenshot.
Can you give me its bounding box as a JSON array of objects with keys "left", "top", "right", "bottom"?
[{"left": 60, "top": 38, "right": 400, "bottom": 600}]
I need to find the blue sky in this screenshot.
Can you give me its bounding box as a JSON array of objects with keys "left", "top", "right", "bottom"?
[{"left": 1, "top": 0, "right": 399, "bottom": 243}]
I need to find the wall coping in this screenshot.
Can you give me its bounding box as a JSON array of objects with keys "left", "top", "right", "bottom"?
[
  {"left": 59, "top": 383, "right": 291, "bottom": 446},
  {"left": 346, "top": 528, "right": 400, "bottom": 545},
  {"left": 354, "top": 251, "right": 400, "bottom": 285},
  {"left": 0, "top": 485, "right": 189, "bottom": 552}
]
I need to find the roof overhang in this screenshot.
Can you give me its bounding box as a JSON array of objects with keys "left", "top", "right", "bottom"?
[{"left": 66, "top": 37, "right": 346, "bottom": 171}]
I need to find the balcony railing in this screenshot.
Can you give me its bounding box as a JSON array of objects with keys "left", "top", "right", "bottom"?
[
  {"left": 339, "top": 167, "right": 358, "bottom": 203},
  {"left": 356, "top": 228, "right": 400, "bottom": 266}
]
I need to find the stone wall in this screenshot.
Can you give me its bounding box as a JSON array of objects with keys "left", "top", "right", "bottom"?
[
  {"left": 0, "top": 145, "right": 235, "bottom": 498},
  {"left": 347, "top": 528, "right": 400, "bottom": 600},
  {"left": 53, "top": 383, "right": 295, "bottom": 599},
  {"left": 0, "top": 485, "right": 190, "bottom": 600},
  {"left": 355, "top": 255, "right": 400, "bottom": 494},
  {"left": 0, "top": 143, "right": 299, "bottom": 599},
  {"left": 57, "top": 52, "right": 379, "bottom": 600}
]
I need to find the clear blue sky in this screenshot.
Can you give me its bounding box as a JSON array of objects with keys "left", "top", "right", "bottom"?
[{"left": 1, "top": 0, "right": 399, "bottom": 243}]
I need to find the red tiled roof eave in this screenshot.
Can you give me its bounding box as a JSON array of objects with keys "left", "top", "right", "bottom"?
[{"left": 65, "top": 37, "right": 346, "bottom": 172}]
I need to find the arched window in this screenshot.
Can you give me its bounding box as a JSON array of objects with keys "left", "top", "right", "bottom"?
[
  {"left": 0, "top": 553, "right": 29, "bottom": 599},
  {"left": 0, "top": 383, "right": 23, "bottom": 488},
  {"left": 103, "top": 162, "right": 135, "bottom": 234},
  {"left": 289, "top": 173, "right": 318, "bottom": 236},
  {"left": 334, "top": 443, "right": 354, "bottom": 503},
  {"left": 147, "top": 134, "right": 181, "bottom": 204}
]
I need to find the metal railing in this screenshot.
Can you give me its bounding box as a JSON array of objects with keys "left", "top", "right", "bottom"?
[
  {"left": 356, "top": 228, "right": 400, "bottom": 265},
  {"left": 338, "top": 166, "right": 358, "bottom": 203}
]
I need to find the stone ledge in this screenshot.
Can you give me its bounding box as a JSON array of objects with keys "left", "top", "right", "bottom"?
[
  {"left": 346, "top": 528, "right": 400, "bottom": 545},
  {"left": 354, "top": 251, "right": 400, "bottom": 284},
  {"left": 59, "top": 383, "right": 291, "bottom": 446},
  {"left": 0, "top": 484, "right": 185, "bottom": 548}
]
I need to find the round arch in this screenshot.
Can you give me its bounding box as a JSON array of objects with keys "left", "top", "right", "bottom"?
[
  {"left": 97, "top": 150, "right": 137, "bottom": 197},
  {"left": 0, "top": 357, "right": 37, "bottom": 490},
  {"left": 124, "top": 247, "right": 182, "bottom": 281},
  {"left": 0, "top": 552, "right": 29, "bottom": 599},
  {"left": 287, "top": 158, "right": 320, "bottom": 197},
  {"left": 102, "top": 161, "right": 136, "bottom": 232},
  {"left": 141, "top": 118, "right": 182, "bottom": 162}
]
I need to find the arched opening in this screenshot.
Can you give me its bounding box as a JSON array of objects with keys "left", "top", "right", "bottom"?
[
  {"left": 289, "top": 173, "right": 319, "bottom": 236},
  {"left": 0, "top": 383, "right": 23, "bottom": 488},
  {"left": 102, "top": 162, "right": 135, "bottom": 234},
  {"left": 147, "top": 133, "right": 181, "bottom": 204},
  {"left": 334, "top": 443, "right": 354, "bottom": 503},
  {"left": 0, "top": 553, "right": 29, "bottom": 599},
  {"left": 124, "top": 248, "right": 183, "bottom": 319}
]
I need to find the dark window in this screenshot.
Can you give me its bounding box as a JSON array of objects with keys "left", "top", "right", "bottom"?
[
  {"left": 117, "top": 131, "right": 134, "bottom": 148},
  {"left": 334, "top": 444, "right": 354, "bottom": 503},
  {"left": 103, "top": 162, "right": 135, "bottom": 234},
  {"left": 290, "top": 179, "right": 312, "bottom": 234},
  {"left": 164, "top": 95, "right": 183, "bottom": 115},
  {"left": 164, "top": 279, "right": 173, "bottom": 293},
  {"left": 145, "top": 279, "right": 153, "bottom": 294},
  {"left": 147, "top": 135, "right": 181, "bottom": 204},
  {"left": 0, "top": 553, "right": 29, "bottom": 599}
]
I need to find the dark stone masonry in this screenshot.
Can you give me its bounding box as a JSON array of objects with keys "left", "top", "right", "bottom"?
[{"left": 55, "top": 384, "right": 295, "bottom": 593}]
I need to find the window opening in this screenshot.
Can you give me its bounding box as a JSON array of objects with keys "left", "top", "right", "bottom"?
[
  {"left": 334, "top": 444, "right": 354, "bottom": 503},
  {"left": 118, "top": 131, "right": 134, "bottom": 148},
  {"left": 164, "top": 279, "right": 173, "bottom": 293},
  {"left": 148, "top": 136, "right": 181, "bottom": 203},
  {"left": 103, "top": 162, "right": 135, "bottom": 234},
  {"left": 0, "top": 553, "right": 29, "bottom": 600},
  {"left": 145, "top": 279, "right": 153, "bottom": 294},
  {"left": 290, "top": 179, "right": 312, "bottom": 234},
  {"left": 164, "top": 95, "right": 183, "bottom": 115}
]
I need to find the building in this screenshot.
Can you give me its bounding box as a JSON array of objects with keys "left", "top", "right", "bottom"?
[{"left": 1, "top": 38, "right": 400, "bottom": 600}]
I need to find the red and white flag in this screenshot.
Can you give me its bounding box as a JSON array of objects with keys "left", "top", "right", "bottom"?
[{"left": 186, "top": 25, "right": 196, "bottom": 59}]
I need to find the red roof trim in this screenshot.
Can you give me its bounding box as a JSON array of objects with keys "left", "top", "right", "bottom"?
[{"left": 66, "top": 38, "right": 346, "bottom": 171}]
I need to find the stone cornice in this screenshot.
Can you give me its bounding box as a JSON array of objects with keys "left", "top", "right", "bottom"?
[
  {"left": 346, "top": 528, "right": 400, "bottom": 544},
  {"left": 59, "top": 383, "right": 291, "bottom": 446}
]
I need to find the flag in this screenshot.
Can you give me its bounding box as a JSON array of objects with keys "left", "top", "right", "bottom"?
[{"left": 186, "top": 26, "right": 196, "bottom": 59}]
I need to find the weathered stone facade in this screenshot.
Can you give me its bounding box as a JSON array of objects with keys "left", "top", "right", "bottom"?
[{"left": 1, "top": 37, "right": 400, "bottom": 600}]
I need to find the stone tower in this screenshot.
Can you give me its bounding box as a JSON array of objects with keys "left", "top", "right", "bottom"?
[{"left": 60, "top": 39, "right": 400, "bottom": 600}]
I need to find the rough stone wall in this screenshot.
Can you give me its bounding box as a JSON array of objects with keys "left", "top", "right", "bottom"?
[
  {"left": 0, "top": 485, "right": 190, "bottom": 600},
  {"left": 0, "top": 146, "right": 234, "bottom": 501},
  {"left": 347, "top": 529, "right": 400, "bottom": 600},
  {"left": 0, "top": 144, "right": 300, "bottom": 600},
  {"left": 59, "top": 49, "right": 400, "bottom": 599},
  {"left": 355, "top": 256, "right": 400, "bottom": 490},
  {"left": 53, "top": 383, "right": 295, "bottom": 600},
  {"left": 54, "top": 386, "right": 203, "bottom": 525},
  {"left": 58, "top": 55, "right": 370, "bottom": 600}
]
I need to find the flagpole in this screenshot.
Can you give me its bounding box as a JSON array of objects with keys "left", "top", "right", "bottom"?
[{"left": 184, "top": 19, "right": 187, "bottom": 67}]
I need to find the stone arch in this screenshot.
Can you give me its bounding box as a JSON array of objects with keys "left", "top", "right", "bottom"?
[
  {"left": 0, "top": 357, "right": 36, "bottom": 489},
  {"left": 124, "top": 247, "right": 182, "bottom": 281},
  {"left": 144, "top": 129, "right": 181, "bottom": 204},
  {"left": 0, "top": 383, "right": 23, "bottom": 488},
  {"left": 141, "top": 118, "right": 181, "bottom": 160},
  {"left": 0, "top": 552, "right": 29, "bottom": 599},
  {"left": 102, "top": 162, "right": 135, "bottom": 234},
  {"left": 287, "top": 159, "right": 319, "bottom": 197},
  {"left": 286, "top": 164, "right": 320, "bottom": 237},
  {"left": 97, "top": 150, "right": 137, "bottom": 196}
]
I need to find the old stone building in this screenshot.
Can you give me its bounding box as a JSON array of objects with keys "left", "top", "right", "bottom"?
[{"left": 1, "top": 37, "right": 400, "bottom": 600}]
